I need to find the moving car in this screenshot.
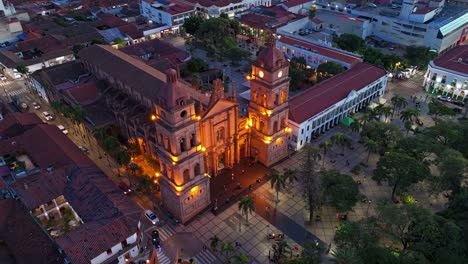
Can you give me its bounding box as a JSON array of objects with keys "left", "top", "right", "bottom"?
[
  {"left": 118, "top": 182, "right": 132, "bottom": 195},
  {"left": 32, "top": 102, "right": 41, "bottom": 109},
  {"left": 145, "top": 210, "right": 160, "bottom": 225},
  {"left": 42, "top": 111, "right": 53, "bottom": 121},
  {"left": 78, "top": 146, "right": 88, "bottom": 153},
  {"left": 57, "top": 125, "right": 68, "bottom": 135}
]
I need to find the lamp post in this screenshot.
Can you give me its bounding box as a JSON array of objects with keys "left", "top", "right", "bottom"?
[{"left": 366, "top": 199, "right": 372, "bottom": 217}]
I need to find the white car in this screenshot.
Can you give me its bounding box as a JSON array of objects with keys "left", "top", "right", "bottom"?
[
  {"left": 145, "top": 210, "right": 160, "bottom": 225},
  {"left": 368, "top": 3, "right": 377, "bottom": 8},
  {"left": 57, "top": 125, "right": 68, "bottom": 135},
  {"left": 0, "top": 74, "right": 6, "bottom": 81},
  {"left": 42, "top": 111, "right": 53, "bottom": 121},
  {"left": 32, "top": 102, "right": 41, "bottom": 109}
]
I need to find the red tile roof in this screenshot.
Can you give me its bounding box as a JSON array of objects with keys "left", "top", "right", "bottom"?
[
  {"left": 432, "top": 45, "right": 468, "bottom": 75},
  {"left": 282, "top": 0, "right": 312, "bottom": 8},
  {"left": 157, "top": 0, "right": 195, "bottom": 15},
  {"left": 13, "top": 35, "right": 68, "bottom": 54},
  {"left": 0, "top": 199, "right": 67, "bottom": 264},
  {"left": 118, "top": 23, "right": 143, "bottom": 39},
  {"left": 240, "top": 6, "right": 304, "bottom": 29},
  {"left": 66, "top": 82, "right": 100, "bottom": 105},
  {"left": 119, "top": 38, "right": 191, "bottom": 64},
  {"left": 0, "top": 112, "right": 43, "bottom": 138},
  {"left": 289, "top": 62, "right": 387, "bottom": 124},
  {"left": 412, "top": 7, "right": 436, "bottom": 14},
  {"left": 278, "top": 35, "right": 362, "bottom": 66}
]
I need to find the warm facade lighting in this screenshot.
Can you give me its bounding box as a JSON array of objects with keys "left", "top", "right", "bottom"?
[
  {"left": 266, "top": 110, "right": 272, "bottom": 116},
  {"left": 151, "top": 115, "right": 157, "bottom": 121},
  {"left": 201, "top": 146, "right": 206, "bottom": 152},
  {"left": 175, "top": 186, "right": 183, "bottom": 192},
  {"left": 190, "top": 186, "right": 198, "bottom": 193}
]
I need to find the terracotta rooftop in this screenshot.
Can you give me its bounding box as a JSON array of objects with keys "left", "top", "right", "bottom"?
[
  {"left": 278, "top": 35, "right": 362, "bottom": 66},
  {"left": 240, "top": 6, "right": 304, "bottom": 29},
  {"left": 282, "top": 0, "right": 312, "bottom": 8},
  {"left": 0, "top": 112, "right": 43, "bottom": 138},
  {"left": 289, "top": 62, "right": 387, "bottom": 124},
  {"left": 0, "top": 199, "right": 68, "bottom": 264},
  {"left": 66, "top": 82, "right": 100, "bottom": 105},
  {"left": 118, "top": 23, "right": 143, "bottom": 39},
  {"left": 412, "top": 7, "right": 436, "bottom": 15},
  {"left": 13, "top": 35, "right": 67, "bottom": 54},
  {"left": 148, "top": 0, "right": 195, "bottom": 15},
  {"left": 120, "top": 38, "right": 191, "bottom": 64},
  {"left": 79, "top": 44, "right": 168, "bottom": 102},
  {"left": 432, "top": 45, "right": 468, "bottom": 75}
]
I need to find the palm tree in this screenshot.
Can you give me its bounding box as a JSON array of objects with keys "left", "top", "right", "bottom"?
[
  {"left": 230, "top": 254, "right": 250, "bottom": 264},
  {"left": 283, "top": 168, "right": 297, "bottom": 185},
  {"left": 209, "top": 235, "right": 221, "bottom": 251},
  {"left": 331, "top": 132, "right": 352, "bottom": 154},
  {"left": 272, "top": 241, "right": 291, "bottom": 263},
  {"left": 319, "top": 140, "right": 332, "bottom": 168},
  {"left": 391, "top": 94, "right": 408, "bottom": 117},
  {"left": 221, "top": 242, "right": 235, "bottom": 260},
  {"left": 331, "top": 246, "right": 362, "bottom": 264},
  {"left": 270, "top": 170, "right": 286, "bottom": 203},
  {"left": 238, "top": 196, "right": 255, "bottom": 225},
  {"left": 349, "top": 120, "right": 361, "bottom": 134},
  {"left": 400, "top": 108, "right": 419, "bottom": 122},
  {"left": 93, "top": 127, "right": 107, "bottom": 141},
  {"left": 380, "top": 106, "right": 393, "bottom": 122},
  {"left": 363, "top": 137, "right": 379, "bottom": 162}
]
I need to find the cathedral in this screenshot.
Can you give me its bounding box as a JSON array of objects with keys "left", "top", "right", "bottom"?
[
  {"left": 78, "top": 35, "right": 291, "bottom": 223},
  {"left": 155, "top": 37, "right": 291, "bottom": 222}
]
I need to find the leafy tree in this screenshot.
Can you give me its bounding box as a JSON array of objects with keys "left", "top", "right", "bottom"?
[
  {"left": 349, "top": 119, "right": 362, "bottom": 134},
  {"left": 91, "top": 38, "right": 105, "bottom": 45},
  {"left": 102, "top": 136, "right": 120, "bottom": 152},
  {"left": 300, "top": 145, "right": 322, "bottom": 222},
  {"left": 400, "top": 108, "right": 420, "bottom": 123},
  {"left": 295, "top": 241, "right": 324, "bottom": 264},
  {"left": 186, "top": 58, "right": 208, "bottom": 73},
  {"left": 15, "top": 64, "right": 28, "bottom": 74},
  {"left": 114, "top": 149, "right": 131, "bottom": 166},
  {"left": 359, "top": 47, "right": 385, "bottom": 68},
  {"left": 72, "top": 43, "right": 85, "bottom": 57},
  {"left": 404, "top": 45, "right": 436, "bottom": 70},
  {"left": 373, "top": 152, "right": 430, "bottom": 201},
  {"left": 270, "top": 170, "right": 286, "bottom": 202},
  {"left": 361, "top": 121, "right": 401, "bottom": 153},
  {"left": 93, "top": 127, "right": 107, "bottom": 141},
  {"left": 221, "top": 242, "right": 235, "bottom": 259},
  {"left": 317, "top": 61, "right": 345, "bottom": 75},
  {"left": 230, "top": 254, "right": 250, "bottom": 264},
  {"left": 289, "top": 57, "right": 313, "bottom": 91},
  {"left": 335, "top": 34, "right": 365, "bottom": 52},
  {"left": 334, "top": 219, "right": 379, "bottom": 250},
  {"left": 427, "top": 98, "right": 455, "bottom": 118},
  {"left": 423, "top": 119, "right": 461, "bottom": 147},
  {"left": 183, "top": 15, "right": 204, "bottom": 35},
  {"left": 225, "top": 47, "right": 250, "bottom": 65},
  {"left": 238, "top": 196, "right": 255, "bottom": 225},
  {"left": 112, "top": 38, "right": 126, "bottom": 48},
  {"left": 430, "top": 149, "right": 467, "bottom": 196},
  {"left": 391, "top": 136, "right": 432, "bottom": 161},
  {"left": 321, "top": 170, "right": 359, "bottom": 212},
  {"left": 309, "top": 5, "right": 317, "bottom": 18},
  {"left": 331, "top": 246, "right": 363, "bottom": 264}
]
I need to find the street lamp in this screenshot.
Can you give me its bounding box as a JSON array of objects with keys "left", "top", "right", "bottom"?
[{"left": 366, "top": 199, "right": 372, "bottom": 217}]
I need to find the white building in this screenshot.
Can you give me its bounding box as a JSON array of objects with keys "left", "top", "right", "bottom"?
[
  {"left": 288, "top": 62, "right": 387, "bottom": 150},
  {"left": 423, "top": 45, "right": 468, "bottom": 100},
  {"left": 140, "top": 0, "right": 196, "bottom": 33},
  {"left": 276, "top": 34, "right": 362, "bottom": 69},
  {"left": 315, "top": 0, "right": 468, "bottom": 53},
  {"left": 279, "top": 0, "right": 315, "bottom": 14}
]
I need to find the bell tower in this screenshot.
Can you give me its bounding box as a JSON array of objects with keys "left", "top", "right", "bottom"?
[
  {"left": 155, "top": 69, "right": 210, "bottom": 223},
  {"left": 248, "top": 35, "right": 291, "bottom": 166}
]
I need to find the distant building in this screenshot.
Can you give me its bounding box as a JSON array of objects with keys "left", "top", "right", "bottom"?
[
  {"left": 288, "top": 62, "right": 387, "bottom": 150},
  {"left": 276, "top": 34, "right": 362, "bottom": 68},
  {"left": 423, "top": 45, "right": 468, "bottom": 100},
  {"left": 315, "top": 1, "right": 468, "bottom": 53},
  {"left": 140, "top": 0, "right": 196, "bottom": 33},
  {"left": 239, "top": 5, "right": 306, "bottom": 33}
]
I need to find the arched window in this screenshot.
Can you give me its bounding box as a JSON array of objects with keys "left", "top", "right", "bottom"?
[
  {"left": 281, "top": 90, "right": 287, "bottom": 104},
  {"left": 252, "top": 117, "right": 257, "bottom": 129},
  {"left": 164, "top": 138, "right": 170, "bottom": 150},
  {"left": 281, "top": 117, "right": 286, "bottom": 128},
  {"left": 180, "top": 138, "right": 186, "bottom": 152},
  {"left": 262, "top": 94, "right": 267, "bottom": 107},
  {"left": 273, "top": 121, "right": 279, "bottom": 133},
  {"left": 158, "top": 134, "right": 163, "bottom": 145},
  {"left": 194, "top": 163, "right": 200, "bottom": 176},
  {"left": 274, "top": 94, "right": 279, "bottom": 105},
  {"left": 183, "top": 169, "right": 190, "bottom": 183},
  {"left": 259, "top": 121, "right": 265, "bottom": 133},
  {"left": 190, "top": 133, "right": 196, "bottom": 148},
  {"left": 252, "top": 91, "right": 257, "bottom": 102}
]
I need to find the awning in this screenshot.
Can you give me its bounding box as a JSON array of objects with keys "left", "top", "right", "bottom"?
[
  {"left": 379, "top": 98, "right": 387, "bottom": 104},
  {"left": 340, "top": 117, "right": 354, "bottom": 126},
  {"left": 368, "top": 102, "right": 378, "bottom": 110}
]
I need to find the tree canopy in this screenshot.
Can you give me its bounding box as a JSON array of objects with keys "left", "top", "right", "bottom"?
[
  {"left": 183, "top": 15, "right": 204, "bottom": 35},
  {"left": 335, "top": 34, "right": 365, "bottom": 52},
  {"left": 317, "top": 61, "right": 345, "bottom": 75},
  {"left": 321, "top": 170, "right": 359, "bottom": 212}
]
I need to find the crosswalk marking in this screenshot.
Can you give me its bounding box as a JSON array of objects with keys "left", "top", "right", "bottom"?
[
  {"left": 193, "top": 250, "right": 218, "bottom": 264},
  {"left": 6, "top": 87, "right": 28, "bottom": 97},
  {"left": 158, "top": 224, "right": 177, "bottom": 241},
  {"left": 157, "top": 249, "right": 172, "bottom": 264}
]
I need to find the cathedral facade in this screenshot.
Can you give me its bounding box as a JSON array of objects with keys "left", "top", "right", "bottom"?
[{"left": 156, "top": 39, "right": 291, "bottom": 222}]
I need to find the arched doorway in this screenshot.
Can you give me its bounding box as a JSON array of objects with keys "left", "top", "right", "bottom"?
[{"left": 217, "top": 151, "right": 225, "bottom": 170}]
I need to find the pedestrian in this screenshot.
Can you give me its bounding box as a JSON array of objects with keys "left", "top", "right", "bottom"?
[
  {"left": 202, "top": 245, "right": 207, "bottom": 251},
  {"left": 265, "top": 206, "right": 270, "bottom": 215},
  {"left": 231, "top": 173, "right": 234, "bottom": 181}
]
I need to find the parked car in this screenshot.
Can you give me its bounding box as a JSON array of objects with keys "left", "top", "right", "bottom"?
[
  {"left": 437, "top": 95, "right": 452, "bottom": 102},
  {"left": 391, "top": 4, "right": 399, "bottom": 9},
  {"left": 32, "top": 102, "right": 40, "bottom": 109},
  {"left": 57, "top": 125, "right": 68, "bottom": 134},
  {"left": 368, "top": 3, "right": 377, "bottom": 8},
  {"left": 451, "top": 100, "right": 465, "bottom": 107},
  {"left": 0, "top": 74, "right": 7, "bottom": 81},
  {"left": 118, "top": 182, "right": 132, "bottom": 195},
  {"left": 145, "top": 210, "right": 160, "bottom": 225},
  {"left": 78, "top": 146, "right": 88, "bottom": 153},
  {"left": 42, "top": 111, "right": 53, "bottom": 121}
]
